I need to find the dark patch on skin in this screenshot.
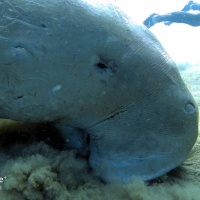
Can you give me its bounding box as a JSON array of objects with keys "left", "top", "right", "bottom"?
[
  {"left": 40, "top": 23, "right": 46, "bottom": 28},
  {"left": 13, "top": 95, "right": 24, "bottom": 100},
  {"left": 86, "top": 133, "right": 90, "bottom": 146}
]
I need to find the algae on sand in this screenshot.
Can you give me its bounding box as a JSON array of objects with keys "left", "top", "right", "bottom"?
[{"left": 0, "top": 140, "right": 200, "bottom": 200}]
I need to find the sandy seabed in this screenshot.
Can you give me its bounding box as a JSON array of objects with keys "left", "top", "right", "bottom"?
[{"left": 0, "top": 129, "right": 199, "bottom": 200}]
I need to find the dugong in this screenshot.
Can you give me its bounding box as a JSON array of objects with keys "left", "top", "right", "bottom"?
[{"left": 0, "top": 0, "right": 198, "bottom": 183}]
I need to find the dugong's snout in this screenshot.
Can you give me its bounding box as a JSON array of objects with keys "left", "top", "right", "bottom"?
[{"left": 88, "top": 61, "right": 198, "bottom": 183}]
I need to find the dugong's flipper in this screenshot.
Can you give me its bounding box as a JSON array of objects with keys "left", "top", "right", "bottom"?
[{"left": 57, "top": 125, "right": 89, "bottom": 156}]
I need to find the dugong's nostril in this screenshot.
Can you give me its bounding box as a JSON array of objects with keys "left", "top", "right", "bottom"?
[{"left": 184, "top": 102, "right": 196, "bottom": 114}]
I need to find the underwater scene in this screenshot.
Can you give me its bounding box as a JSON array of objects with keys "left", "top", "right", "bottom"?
[{"left": 0, "top": 0, "right": 200, "bottom": 199}]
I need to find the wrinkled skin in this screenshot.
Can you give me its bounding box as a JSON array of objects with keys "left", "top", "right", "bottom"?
[{"left": 0, "top": 0, "right": 198, "bottom": 183}]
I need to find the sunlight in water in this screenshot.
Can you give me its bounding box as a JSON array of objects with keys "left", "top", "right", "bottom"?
[{"left": 117, "top": 0, "right": 200, "bottom": 64}]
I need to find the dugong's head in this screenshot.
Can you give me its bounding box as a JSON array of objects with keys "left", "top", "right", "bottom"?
[{"left": 0, "top": 0, "right": 198, "bottom": 182}]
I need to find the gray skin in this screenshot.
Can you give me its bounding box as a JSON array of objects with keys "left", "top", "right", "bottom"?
[{"left": 0, "top": 0, "right": 198, "bottom": 183}]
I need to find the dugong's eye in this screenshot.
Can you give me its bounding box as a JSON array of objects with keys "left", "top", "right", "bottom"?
[
  {"left": 95, "top": 62, "right": 108, "bottom": 70},
  {"left": 94, "top": 61, "right": 117, "bottom": 74}
]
